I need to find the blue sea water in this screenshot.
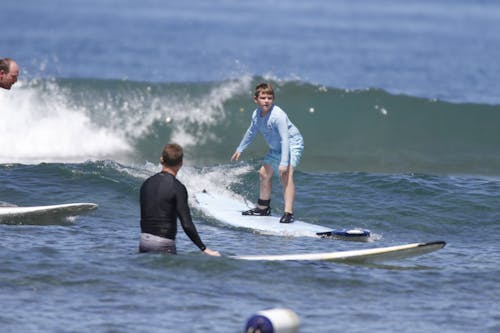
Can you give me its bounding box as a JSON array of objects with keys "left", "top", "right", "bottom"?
[{"left": 1, "top": 1, "right": 500, "bottom": 332}]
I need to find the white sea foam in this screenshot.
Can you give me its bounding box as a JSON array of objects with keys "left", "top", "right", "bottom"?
[
  {"left": 0, "top": 81, "right": 132, "bottom": 164},
  {"left": 0, "top": 76, "right": 253, "bottom": 165}
]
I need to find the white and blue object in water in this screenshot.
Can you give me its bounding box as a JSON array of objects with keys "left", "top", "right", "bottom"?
[{"left": 245, "top": 308, "right": 299, "bottom": 333}]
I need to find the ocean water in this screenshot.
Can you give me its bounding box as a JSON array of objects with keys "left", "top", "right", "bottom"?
[{"left": 1, "top": 1, "right": 500, "bottom": 332}]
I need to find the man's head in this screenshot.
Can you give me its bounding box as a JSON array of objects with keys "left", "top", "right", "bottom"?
[
  {"left": 160, "top": 143, "right": 184, "bottom": 168},
  {"left": 0, "top": 58, "right": 19, "bottom": 90}
]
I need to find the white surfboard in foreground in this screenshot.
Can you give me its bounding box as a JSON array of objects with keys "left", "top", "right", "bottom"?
[
  {"left": 194, "top": 190, "right": 370, "bottom": 241},
  {"left": 232, "top": 241, "right": 446, "bottom": 262}
]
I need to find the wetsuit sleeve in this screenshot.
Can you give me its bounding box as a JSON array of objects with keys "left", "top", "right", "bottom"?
[
  {"left": 275, "top": 112, "right": 290, "bottom": 167},
  {"left": 175, "top": 182, "right": 207, "bottom": 251},
  {"left": 236, "top": 110, "right": 258, "bottom": 153}
]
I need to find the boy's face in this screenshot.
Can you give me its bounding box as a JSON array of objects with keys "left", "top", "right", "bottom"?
[{"left": 254, "top": 92, "right": 274, "bottom": 113}]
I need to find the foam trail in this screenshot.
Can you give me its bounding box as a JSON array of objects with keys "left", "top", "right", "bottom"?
[
  {"left": 180, "top": 164, "right": 252, "bottom": 194},
  {"left": 115, "top": 160, "right": 253, "bottom": 208}
]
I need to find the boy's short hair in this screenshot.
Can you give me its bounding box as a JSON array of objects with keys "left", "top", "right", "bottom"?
[
  {"left": 254, "top": 83, "right": 274, "bottom": 98},
  {"left": 161, "top": 143, "right": 183, "bottom": 166}
]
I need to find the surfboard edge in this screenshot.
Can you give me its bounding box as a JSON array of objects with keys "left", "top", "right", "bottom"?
[{"left": 230, "top": 241, "right": 446, "bottom": 262}]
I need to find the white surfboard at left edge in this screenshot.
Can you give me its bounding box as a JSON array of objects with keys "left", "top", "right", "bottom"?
[
  {"left": 0, "top": 203, "right": 98, "bottom": 219},
  {"left": 193, "top": 190, "right": 370, "bottom": 240}
]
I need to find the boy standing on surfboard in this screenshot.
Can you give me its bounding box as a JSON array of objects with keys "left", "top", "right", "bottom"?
[{"left": 231, "top": 83, "right": 304, "bottom": 223}]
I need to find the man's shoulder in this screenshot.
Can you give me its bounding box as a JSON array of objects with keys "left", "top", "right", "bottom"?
[
  {"left": 143, "top": 172, "right": 172, "bottom": 184},
  {"left": 147, "top": 172, "right": 163, "bottom": 179},
  {"left": 141, "top": 172, "right": 159, "bottom": 185},
  {"left": 173, "top": 177, "right": 187, "bottom": 190}
]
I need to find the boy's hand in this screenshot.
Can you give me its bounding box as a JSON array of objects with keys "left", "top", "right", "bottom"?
[
  {"left": 279, "top": 165, "right": 288, "bottom": 177},
  {"left": 231, "top": 152, "right": 241, "bottom": 161}
]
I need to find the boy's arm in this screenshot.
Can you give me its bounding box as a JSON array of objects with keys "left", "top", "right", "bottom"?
[
  {"left": 276, "top": 116, "right": 290, "bottom": 168},
  {"left": 233, "top": 113, "right": 258, "bottom": 156}
]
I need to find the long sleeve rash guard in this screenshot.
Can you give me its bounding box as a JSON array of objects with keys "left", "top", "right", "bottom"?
[
  {"left": 236, "top": 105, "right": 302, "bottom": 168},
  {"left": 140, "top": 172, "right": 206, "bottom": 251}
]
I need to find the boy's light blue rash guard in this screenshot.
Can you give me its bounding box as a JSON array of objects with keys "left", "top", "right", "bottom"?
[{"left": 236, "top": 105, "right": 302, "bottom": 167}]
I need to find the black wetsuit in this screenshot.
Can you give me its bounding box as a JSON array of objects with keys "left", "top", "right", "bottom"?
[{"left": 140, "top": 172, "right": 206, "bottom": 251}]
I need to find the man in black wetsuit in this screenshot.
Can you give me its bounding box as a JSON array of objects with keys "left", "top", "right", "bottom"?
[{"left": 139, "top": 143, "right": 220, "bottom": 256}]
